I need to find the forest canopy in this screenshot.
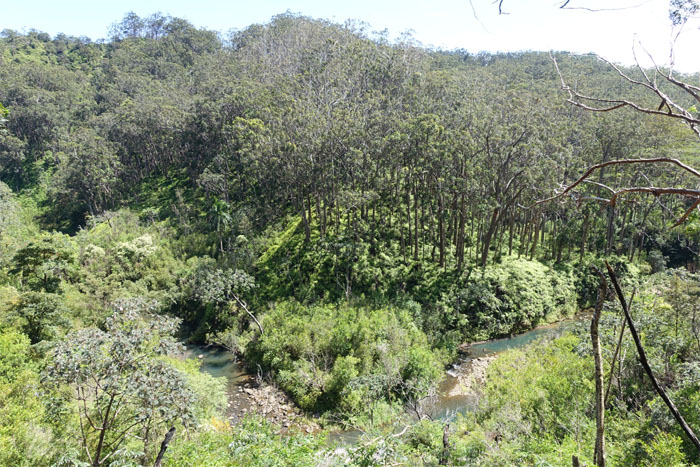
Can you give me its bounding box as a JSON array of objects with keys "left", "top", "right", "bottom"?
[{"left": 1, "top": 10, "right": 700, "bottom": 466}]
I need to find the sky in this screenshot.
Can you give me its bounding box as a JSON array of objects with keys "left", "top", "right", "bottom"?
[{"left": 3, "top": 0, "right": 699, "bottom": 72}]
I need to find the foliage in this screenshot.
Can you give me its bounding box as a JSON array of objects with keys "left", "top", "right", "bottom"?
[
  {"left": 164, "top": 417, "right": 326, "bottom": 466},
  {"left": 9, "top": 233, "right": 76, "bottom": 293},
  {"left": 439, "top": 258, "right": 577, "bottom": 340},
  {"left": 0, "top": 330, "right": 54, "bottom": 466},
  {"left": 247, "top": 302, "right": 444, "bottom": 416},
  {"left": 43, "top": 305, "right": 198, "bottom": 466},
  {"left": 5, "top": 291, "right": 69, "bottom": 343},
  {"left": 1, "top": 10, "right": 700, "bottom": 466}
]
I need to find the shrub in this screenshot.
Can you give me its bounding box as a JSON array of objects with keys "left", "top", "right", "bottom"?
[
  {"left": 246, "top": 302, "right": 444, "bottom": 415},
  {"left": 441, "top": 258, "right": 577, "bottom": 340},
  {"left": 164, "top": 417, "right": 325, "bottom": 467}
]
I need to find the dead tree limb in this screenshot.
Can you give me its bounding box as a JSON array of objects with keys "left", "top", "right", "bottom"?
[
  {"left": 605, "top": 261, "right": 700, "bottom": 453},
  {"left": 551, "top": 53, "right": 700, "bottom": 138},
  {"left": 232, "top": 293, "right": 264, "bottom": 335},
  {"left": 154, "top": 427, "right": 176, "bottom": 467},
  {"left": 532, "top": 157, "right": 700, "bottom": 207},
  {"left": 531, "top": 158, "right": 700, "bottom": 228},
  {"left": 591, "top": 267, "right": 607, "bottom": 467}
]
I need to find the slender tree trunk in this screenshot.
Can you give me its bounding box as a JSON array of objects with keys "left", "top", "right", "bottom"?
[
  {"left": 605, "top": 205, "right": 616, "bottom": 255},
  {"left": 508, "top": 213, "right": 515, "bottom": 257},
  {"left": 439, "top": 424, "right": 450, "bottom": 465},
  {"left": 580, "top": 209, "right": 590, "bottom": 263},
  {"left": 300, "top": 196, "right": 311, "bottom": 243},
  {"left": 154, "top": 427, "right": 176, "bottom": 467},
  {"left": 605, "top": 291, "right": 633, "bottom": 405},
  {"left": 316, "top": 193, "right": 324, "bottom": 238},
  {"left": 530, "top": 216, "right": 540, "bottom": 261},
  {"left": 481, "top": 207, "right": 500, "bottom": 267},
  {"left": 606, "top": 261, "right": 700, "bottom": 454},
  {"left": 438, "top": 195, "right": 446, "bottom": 268},
  {"left": 591, "top": 269, "right": 607, "bottom": 467},
  {"left": 406, "top": 188, "right": 412, "bottom": 258},
  {"left": 414, "top": 183, "right": 419, "bottom": 261},
  {"left": 457, "top": 195, "right": 467, "bottom": 273},
  {"left": 93, "top": 395, "right": 116, "bottom": 466},
  {"left": 307, "top": 193, "right": 312, "bottom": 226}
]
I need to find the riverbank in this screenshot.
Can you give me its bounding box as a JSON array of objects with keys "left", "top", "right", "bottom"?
[
  {"left": 446, "top": 355, "right": 496, "bottom": 397},
  {"left": 191, "top": 311, "right": 589, "bottom": 432},
  {"left": 188, "top": 346, "right": 320, "bottom": 433},
  {"left": 228, "top": 379, "right": 320, "bottom": 433}
]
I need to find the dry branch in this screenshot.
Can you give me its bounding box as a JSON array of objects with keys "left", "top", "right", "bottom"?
[
  {"left": 551, "top": 53, "right": 700, "bottom": 138},
  {"left": 232, "top": 293, "right": 264, "bottom": 335},
  {"left": 605, "top": 261, "right": 700, "bottom": 454},
  {"left": 531, "top": 158, "right": 700, "bottom": 227}
]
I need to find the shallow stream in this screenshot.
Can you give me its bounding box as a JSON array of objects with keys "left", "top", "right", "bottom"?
[{"left": 190, "top": 313, "right": 589, "bottom": 440}]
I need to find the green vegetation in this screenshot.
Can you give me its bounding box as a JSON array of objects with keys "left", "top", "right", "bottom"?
[
  {"left": 247, "top": 302, "right": 443, "bottom": 415},
  {"left": 0, "top": 9, "right": 699, "bottom": 466}
]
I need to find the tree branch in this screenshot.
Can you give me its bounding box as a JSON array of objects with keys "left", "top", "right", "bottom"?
[
  {"left": 605, "top": 261, "right": 700, "bottom": 454},
  {"left": 232, "top": 293, "right": 264, "bottom": 335}
]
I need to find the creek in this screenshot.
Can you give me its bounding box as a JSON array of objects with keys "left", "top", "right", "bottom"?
[{"left": 189, "top": 312, "right": 589, "bottom": 440}]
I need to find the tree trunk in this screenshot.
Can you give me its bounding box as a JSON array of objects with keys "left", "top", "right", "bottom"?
[
  {"left": 300, "top": 196, "right": 311, "bottom": 243},
  {"left": 591, "top": 270, "right": 607, "bottom": 467},
  {"left": 481, "top": 207, "right": 500, "bottom": 267},
  {"left": 457, "top": 195, "right": 467, "bottom": 273},
  {"left": 606, "top": 261, "right": 700, "bottom": 454},
  {"left": 93, "top": 394, "right": 116, "bottom": 466},
  {"left": 580, "top": 209, "right": 590, "bottom": 263},
  {"left": 439, "top": 424, "right": 450, "bottom": 465},
  {"left": 414, "top": 183, "right": 419, "bottom": 261},
  {"left": 530, "top": 216, "right": 540, "bottom": 261},
  {"left": 438, "top": 194, "right": 446, "bottom": 268},
  {"left": 153, "top": 427, "right": 176, "bottom": 467},
  {"left": 605, "top": 205, "right": 615, "bottom": 255}
]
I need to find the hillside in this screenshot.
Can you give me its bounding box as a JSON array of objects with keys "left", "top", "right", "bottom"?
[{"left": 1, "top": 12, "right": 699, "bottom": 466}]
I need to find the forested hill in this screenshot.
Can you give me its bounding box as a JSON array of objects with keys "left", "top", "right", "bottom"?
[{"left": 2, "top": 12, "right": 700, "bottom": 466}]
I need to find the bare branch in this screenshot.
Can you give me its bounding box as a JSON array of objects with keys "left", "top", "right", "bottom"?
[
  {"left": 468, "top": 0, "right": 491, "bottom": 32},
  {"left": 582, "top": 179, "right": 616, "bottom": 193},
  {"left": 559, "top": 1, "right": 651, "bottom": 12},
  {"left": 550, "top": 54, "right": 700, "bottom": 137},
  {"left": 496, "top": 0, "right": 508, "bottom": 15},
  {"left": 671, "top": 198, "right": 700, "bottom": 228},
  {"left": 609, "top": 187, "right": 700, "bottom": 206},
  {"left": 232, "top": 293, "right": 264, "bottom": 335},
  {"left": 532, "top": 157, "right": 700, "bottom": 208}
]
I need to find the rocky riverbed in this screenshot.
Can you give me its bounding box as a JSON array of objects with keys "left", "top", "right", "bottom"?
[
  {"left": 446, "top": 355, "right": 496, "bottom": 397},
  {"left": 226, "top": 379, "right": 320, "bottom": 433}
]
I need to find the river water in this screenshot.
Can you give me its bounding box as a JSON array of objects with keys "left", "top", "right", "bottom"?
[
  {"left": 186, "top": 345, "right": 256, "bottom": 416},
  {"left": 191, "top": 312, "right": 589, "bottom": 438},
  {"left": 433, "top": 313, "right": 590, "bottom": 419}
]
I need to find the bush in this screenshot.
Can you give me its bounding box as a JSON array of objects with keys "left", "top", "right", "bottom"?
[
  {"left": 0, "top": 330, "right": 54, "bottom": 466},
  {"left": 246, "top": 302, "right": 444, "bottom": 415},
  {"left": 440, "top": 258, "right": 577, "bottom": 340},
  {"left": 165, "top": 417, "right": 326, "bottom": 467}
]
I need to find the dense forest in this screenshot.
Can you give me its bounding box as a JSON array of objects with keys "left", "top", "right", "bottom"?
[{"left": 1, "top": 10, "right": 700, "bottom": 466}]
